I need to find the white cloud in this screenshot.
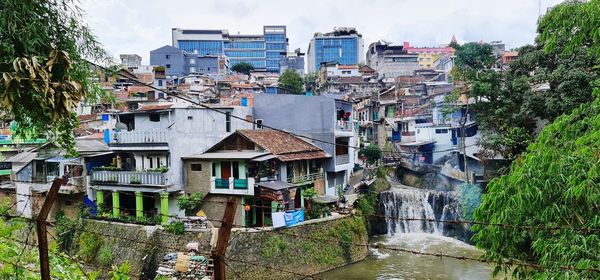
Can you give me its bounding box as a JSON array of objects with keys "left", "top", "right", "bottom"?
[{"left": 80, "top": 0, "right": 563, "bottom": 63}]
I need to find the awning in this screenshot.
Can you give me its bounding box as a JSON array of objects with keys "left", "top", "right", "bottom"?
[
  {"left": 0, "top": 170, "right": 11, "bottom": 176},
  {"left": 256, "top": 180, "right": 295, "bottom": 191},
  {"left": 91, "top": 185, "right": 176, "bottom": 193},
  {"left": 251, "top": 154, "right": 277, "bottom": 162}
]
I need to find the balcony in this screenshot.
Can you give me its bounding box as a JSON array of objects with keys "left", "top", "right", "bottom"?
[
  {"left": 286, "top": 172, "right": 324, "bottom": 185},
  {"left": 400, "top": 131, "right": 416, "bottom": 143},
  {"left": 336, "top": 154, "right": 350, "bottom": 165},
  {"left": 91, "top": 170, "right": 167, "bottom": 186},
  {"left": 335, "top": 120, "right": 352, "bottom": 132},
  {"left": 210, "top": 177, "right": 255, "bottom": 195},
  {"left": 112, "top": 130, "right": 168, "bottom": 144}
]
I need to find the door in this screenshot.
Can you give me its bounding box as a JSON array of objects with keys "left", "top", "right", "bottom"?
[{"left": 221, "top": 161, "right": 231, "bottom": 179}]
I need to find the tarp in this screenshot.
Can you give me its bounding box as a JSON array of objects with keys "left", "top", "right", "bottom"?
[
  {"left": 284, "top": 210, "right": 304, "bottom": 227},
  {"left": 272, "top": 212, "right": 286, "bottom": 228}
]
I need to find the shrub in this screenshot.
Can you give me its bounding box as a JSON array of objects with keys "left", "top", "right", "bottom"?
[
  {"left": 78, "top": 232, "right": 102, "bottom": 262},
  {"left": 178, "top": 192, "right": 204, "bottom": 216},
  {"left": 164, "top": 221, "right": 185, "bottom": 235},
  {"left": 97, "top": 246, "right": 113, "bottom": 267}
]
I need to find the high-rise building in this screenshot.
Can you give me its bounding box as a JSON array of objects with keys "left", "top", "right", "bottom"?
[
  {"left": 170, "top": 26, "right": 288, "bottom": 73},
  {"left": 306, "top": 27, "right": 364, "bottom": 73}
]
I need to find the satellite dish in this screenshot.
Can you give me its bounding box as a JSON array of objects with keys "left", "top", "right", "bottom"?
[{"left": 115, "top": 122, "right": 128, "bottom": 130}]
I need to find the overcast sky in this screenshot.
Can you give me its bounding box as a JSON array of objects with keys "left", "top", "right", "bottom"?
[{"left": 80, "top": 0, "right": 563, "bottom": 63}]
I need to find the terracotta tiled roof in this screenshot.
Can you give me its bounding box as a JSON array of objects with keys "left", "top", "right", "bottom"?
[
  {"left": 237, "top": 130, "right": 328, "bottom": 162},
  {"left": 138, "top": 104, "right": 173, "bottom": 111},
  {"left": 337, "top": 65, "right": 358, "bottom": 70}
]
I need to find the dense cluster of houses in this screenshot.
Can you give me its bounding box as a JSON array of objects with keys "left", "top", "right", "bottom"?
[{"left": 0, "top": 35, "right": 516, "bottom": 229}]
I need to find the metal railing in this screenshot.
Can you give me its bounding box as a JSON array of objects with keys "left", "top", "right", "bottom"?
[
  {"left": 335, "top": 120, "right": 353, "bottom": 132},
  {"left": 336, "top": 154, "right": 350, "bottom": 165},
  {"left": 286, "top": 172, "right": 324, "bottom": 185},
  {"left": 113, "top": 130, "right": 168, "bottom": 144},
  {"left": 91, "top": 170, "right": 166, "bottom": 185}
]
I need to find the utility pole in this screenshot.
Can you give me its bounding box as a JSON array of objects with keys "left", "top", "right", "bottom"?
[
  {"left": 460, "top": 100, "right": 470, "bottom": 184},
  {"left": 37, "top": 177, "right": 64, "bottom": 280},
  {"left": 212, "top": 196, "right": 240, "bottom": 280}
]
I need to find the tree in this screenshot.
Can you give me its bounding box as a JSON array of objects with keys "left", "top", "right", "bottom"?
[
  {"left": 0, "top": 0, "right": 108, "bottom": 155},
  {"left": 230, "top": 62, "right": 254, "bottom": 75},
  {"left": 277, "top": 69, "right": 304, "bottom": 94},
  {"left": 303, "top": 72, "right": 319, "bottom": 93},
  {"left": 359, "top": 144, "right": 381, "bottom": 165},
  {"left": 451, "top": 36, "right": 598, "bottom": 161},
  {"left": 473, "top": 1, "right": 600, "bottom": 278}
]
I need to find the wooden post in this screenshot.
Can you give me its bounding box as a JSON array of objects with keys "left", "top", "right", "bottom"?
[
  {"left": 37, "top": 177, "right": 63, "bottom": 280},
  {"left": 212, "top": 196, "right": 239, "bottom": 280}
]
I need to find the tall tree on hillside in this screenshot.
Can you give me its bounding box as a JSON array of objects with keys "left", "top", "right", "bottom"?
[
  {"left": 0, "top": 0, "right": 109, "bottom": 155},
  {"left": 278, "top": 69, "right": 304, "bottom": 94},
  {"left": 473, "top": 0, "right": 600, "bottom": 278},
  {"left": 230, "top": 62, "right": 254, "bottom": 75},
  {"left": 450, "top": 35, "right": 598, "bottom": 161}
]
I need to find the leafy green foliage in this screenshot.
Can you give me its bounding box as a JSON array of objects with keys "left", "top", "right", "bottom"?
[
  {"left": 111, "top": 261, "right": 132, "bottom": 280},
  {"left": 303, "top": 72, "right": 319, "bottom": 92},
  {"left": 78, "top": 232, "right": 102, "bottom": 262},
  {"left": 0, "top": 199, "right": 88, "bottom": 279},
  {"left": 231, "top": 62, "right": 254, "bottom": 75},
  {"left": 178, "top": 192, "right": 204, "bottom": 216},
  {"left": 278, "top": 69, "right": 304, "bottom": 94},
  {"left": 452, "top": 29, "right": 598, "bottom": 161},
  {"left": 97, "top": 246, "right": 113, "bottom": 267},
  {"left": 55, "top": 210, "right": 78, "bottom": 251},
  {"left": 0, "top": 0, "right": 108, "bottom": 154},
  {"left": 164, "top": 221, "right": 185, "bottom": 235},
  {"left": 359, "top": 144, "right": 382, "bottom": 164},
  {"left": 473, "top": 89, "right": 600, "bottom": 279},
  {"left": 303, "top": 188, "right": 317, "bottom": 200}
]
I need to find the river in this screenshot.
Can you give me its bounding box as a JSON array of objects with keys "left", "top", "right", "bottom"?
[{"left": 319, "top": 233, "right": 494, "bottom": 279}]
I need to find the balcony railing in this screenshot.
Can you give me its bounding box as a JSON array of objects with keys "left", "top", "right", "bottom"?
[
  {"left": 336, "top": 154, "right": 350, "bottom": 165},
  {"left": 335, "top": 120, "right": 352, "bottom": 132},
  {"left": 91, "top": 170, "right": 167, "bottom": 186},
  {"left": 210, "top": 177, "right": 255, "bottom": 195},
  {"left": 113, "top": 130, "right": 168, "bottom": 144},
  {"left": 286, "top": 172, "right": 324, "bottom": 185}
]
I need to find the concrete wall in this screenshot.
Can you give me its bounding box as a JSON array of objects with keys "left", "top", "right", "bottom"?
[
  {"left": 68, "top": 215, "right": 368, "bottom": 279},
  {"left": 150, "top": 46, "right": 186, "bottom": 77},
  {"left": 199, "top": 194, "right": 245, "bottom": 228},
  {"left": 183, "top": 160, "right": 212, "bottom": 195},
  {"left": 225, "top": 215, "right": 369, "bottom": 279}
]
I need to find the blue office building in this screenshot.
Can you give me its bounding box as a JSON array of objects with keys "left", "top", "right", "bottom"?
[
  {"left": 170, "top": 26, "right": 288, "bottom": 73},
  {"left": 306, "top": 27, "right": 364, "bottom": 73}
]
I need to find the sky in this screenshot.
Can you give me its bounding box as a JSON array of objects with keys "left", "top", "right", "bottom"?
[{"left": 80, "top": 0, "right": 563, "bottom": 64}]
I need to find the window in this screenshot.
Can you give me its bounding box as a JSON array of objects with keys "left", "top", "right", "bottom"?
[
  {"left": 187, "top": 116, "right": 193, "bottom": 120},
  {"left": 212, "top": 163, "right": 216, "bottom": 176},
  {"left": 149, "top": 156, "right": 154, "bottom": 169},
  {"left": 189, "top": 67, "right": 196, "bottom": 73},
  {"left": 149, "top": 113, "right": 160, "bottom": 122},
  {"left": 158, "top": 80, "right": 163, "bottom": 87},
  {"left": 435, "top": 129, "right": 448, "bottom": 134},
  {"left": 256, "top": 119, "right": 263, "bottom": 129},
  {"left": 225, "top": 112, "right": 231, "bottom": 132},
  {"left": 191, "top": 164, "right": 202, "bottom": 171},
  {"left": 342, "top": 70, "right": 351, "bottom": 74},
  {"left": 165, "top": 55, "right": 170, "bottom": 59},
  {"left": 189, "top": 58, "right": 196, "bottom": 64},
  {"left": 166, "top": 64, "right": 171, "bottom": 68}
]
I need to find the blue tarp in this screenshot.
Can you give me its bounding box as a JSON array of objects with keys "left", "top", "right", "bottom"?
[
  {"left": 83, "top": 196, "right": 97, "bottom": 216},
  {"left": 284, "top": 209, "right": 304, "bottom": 227}
]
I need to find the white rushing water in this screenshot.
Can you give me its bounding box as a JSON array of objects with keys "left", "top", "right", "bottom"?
[{"left": 380, "top": 185, "right": 459, "bottom": 235}]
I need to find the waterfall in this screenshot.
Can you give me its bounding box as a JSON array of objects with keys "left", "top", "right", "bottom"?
[{"left": 380, "top": 186, "right": 459, "bottom": 236}]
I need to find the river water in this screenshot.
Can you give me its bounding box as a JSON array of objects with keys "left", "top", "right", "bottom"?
[
  {"left": 320, "top": 185, "right": 496, "bottom": 279},
  {"left": 319, "top": 233, "right": 493, "bottom": 279}
]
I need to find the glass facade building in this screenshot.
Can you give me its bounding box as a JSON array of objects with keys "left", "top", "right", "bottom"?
[
  {"left": 306, "top": 28, "right": 364, "bottom": 73},
  {"left": 171, "top": 26, "right": 287, "bottom": 72}
]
